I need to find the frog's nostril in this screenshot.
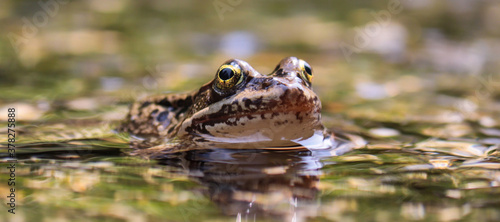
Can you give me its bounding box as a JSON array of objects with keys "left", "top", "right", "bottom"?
[
  {"left": 272, "top": 64, "right": 280, "bottom": 72},
  {"left": 275, "top": 68, "right": 285, "bottom": 76}
]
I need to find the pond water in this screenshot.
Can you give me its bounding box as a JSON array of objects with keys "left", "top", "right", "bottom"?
[
  {"left": 1, "top": 100, "right": 499, "bottom": 221},
  {"left": 2, "top": 0, "right": 500, "bottom": 221}
]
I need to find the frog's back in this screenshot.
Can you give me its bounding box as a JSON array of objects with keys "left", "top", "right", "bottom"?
[{"left": 119, "top": 93, "right": 193, "bottom": 138}]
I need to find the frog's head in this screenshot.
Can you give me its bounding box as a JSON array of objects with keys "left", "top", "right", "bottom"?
[{"left": 174, "top": 57, "right": 325, "bottom": 148}]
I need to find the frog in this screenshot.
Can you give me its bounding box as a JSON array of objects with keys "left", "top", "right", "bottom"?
[{"left": 119, "top": 57, "right": 350, "bottom": 152}]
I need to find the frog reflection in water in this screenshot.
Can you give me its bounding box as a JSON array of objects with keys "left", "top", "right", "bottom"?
[
  {"left": 120, "top": 57, "right": 349, "bottom": 152},
  {"left": 159, "top": 149, "right": 325, "bottom": 220}
]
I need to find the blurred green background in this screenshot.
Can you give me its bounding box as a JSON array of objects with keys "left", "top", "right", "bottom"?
[{"left": 2, "top": 0, "right": 499, "bottom": 104}]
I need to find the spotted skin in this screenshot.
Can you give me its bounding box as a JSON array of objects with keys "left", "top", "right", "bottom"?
[
  {"left": 120, "top": 57, "right": 326, "bottom": 148},
  {"left": 119, "top": 94, "right": 192, "bottom": 137}
]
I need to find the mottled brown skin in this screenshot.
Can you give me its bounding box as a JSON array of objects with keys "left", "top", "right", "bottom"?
[{"left": 120, "top": 57, "right": 325, "bottom": 148}]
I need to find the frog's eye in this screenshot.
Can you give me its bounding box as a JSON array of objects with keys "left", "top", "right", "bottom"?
[
  {"left": 299, "top": 60, "right": 313, "bottom": 84},
  {"left": 214, "top": 64, "right": 244, "bottom": 91}
]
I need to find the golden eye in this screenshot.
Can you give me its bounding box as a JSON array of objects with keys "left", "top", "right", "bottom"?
[
  {"left": 214, "top": 64, "right": 244, "bottom": 91},
  {"left": 299, "top": 60, "right": 313, "bottom": 84}
]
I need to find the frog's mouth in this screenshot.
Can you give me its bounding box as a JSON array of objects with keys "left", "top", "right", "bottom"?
[
  {"left": 176, "top": 85, "right": 323, "bottom": 145},
  {"left": 198, "top": 84, "right": 319, "bottom": 122}
]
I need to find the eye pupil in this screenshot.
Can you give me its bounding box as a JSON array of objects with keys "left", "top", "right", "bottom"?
[
  {"left": 219, "top": 68, "right": 234, "bottom": 80},
  {"left": 304, "top": 65, "right": 312, "bottom": 76}
]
